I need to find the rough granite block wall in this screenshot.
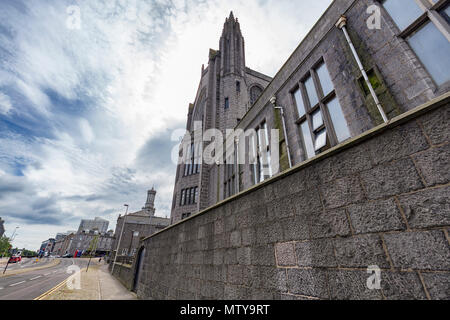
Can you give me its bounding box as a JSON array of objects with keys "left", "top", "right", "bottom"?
[
  {"left": 111, "top": 263, "right": 134, "bottom": 291},
  {"left": 136, "top": 98, "right": 449, "bottom": 300}
]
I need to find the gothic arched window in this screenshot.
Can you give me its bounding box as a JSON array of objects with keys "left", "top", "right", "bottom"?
[{"left": 250, "top": 85, "right": 263, "bottom": 106}]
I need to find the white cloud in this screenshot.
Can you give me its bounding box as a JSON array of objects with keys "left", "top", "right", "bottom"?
[
  {"left": 0, "top": 0, "right": 332, "bottom": 249},
  {"left": 0, "top": 92, "right": 12, "bottom": 115}
]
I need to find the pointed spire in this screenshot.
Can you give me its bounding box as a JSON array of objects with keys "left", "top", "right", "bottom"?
[{"left": 229, "top": 11, "right": 234, "bottom": 20}]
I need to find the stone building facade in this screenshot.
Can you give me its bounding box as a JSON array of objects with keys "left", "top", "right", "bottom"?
[
  {"left": 51, "top": 230, "right": 114, "bottom": 256},
  {"left": 170, "top": 0, "right": 450, "bottom": 224},
  {"left": 64, "top": 230, "right": 114, "bottom": 256},
  {"left": 134, "top": 95, "right": 450, "bottom": 300},
  {"left": 78, "top": 217, "right": 109, "bottom": 234},
  {"left": 129, "top": 0, "right": 450, "bottom": 300},
  {"left": 170, "top": 12, "right": 273, "bottom": 223},
  {"left": 111, "top": 188, "right": 170, "bottom": 260}
]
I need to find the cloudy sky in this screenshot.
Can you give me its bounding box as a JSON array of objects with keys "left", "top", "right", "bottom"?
[{"left": 0, "top": 0, "right": 332, "bottom": 250}]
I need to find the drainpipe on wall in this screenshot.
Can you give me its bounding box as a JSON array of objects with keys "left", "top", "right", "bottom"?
[
  {"left": 270, "top": 97, "right": 293, "bottom": 169},
  {"left": 234, "top": 136, "right": 240, "bottom": 193},
  {"left": 336, "top": 15, "right": 388, "bottom": 123}
]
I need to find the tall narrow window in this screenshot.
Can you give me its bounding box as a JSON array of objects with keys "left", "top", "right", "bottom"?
[
  {"left": 194, "top": 142, "right": 201, "bottom": 174},
  {"left": 225, "top": 97, "right": 229, "bottom": 109},
  {"left": 292, "top": 60, "right": 351, "bottom": 160},
  {"left": 194, "top": 187, "right": 198, "bottom": 204},
  {"left": 382, "top": 0, "right": 450, "bottom": 85},
  {"left": 180, "top": 189, "right": 185, "bottom": 206},
  {"left": 250, "top": 86, "right": 263, "bottom": 105},
  {"left": 327, "top": 97, "right": 351, "bottom": 142},
  {"left": 249, "top": 132, "right": 259, "bottom": 185},
  {"left": 224, "top": 151, "right": 236, "bottom": 199},
  {"left": 250, "top": 121, "right": 272, "bottom": 186}
]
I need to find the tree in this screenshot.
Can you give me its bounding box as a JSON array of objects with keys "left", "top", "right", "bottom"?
[{"left": 0, "top": 237, "right": 12, "bottom": 258}]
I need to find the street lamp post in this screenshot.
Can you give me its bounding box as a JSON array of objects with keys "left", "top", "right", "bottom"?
[
  {"left": 10, "top": 227, "right": 19, "bottom": 242},
  {"left": 111, "top": 204, "right": 128, "bottom": 274}
]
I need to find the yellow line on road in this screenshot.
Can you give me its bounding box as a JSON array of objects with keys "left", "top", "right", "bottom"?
[{"left": 34, "top": 267, "right": 86, "bottom": 300}]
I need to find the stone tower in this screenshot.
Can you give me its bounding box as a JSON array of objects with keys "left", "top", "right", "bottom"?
[
  {"left": 0, "top": 217, "right": 4, "bottom": 238},
  {"left": 142, "top": 188, "right": 156, "bottom": 216},
  {"left": 170, "top": 12, "right": 272, "bottom": 223}
]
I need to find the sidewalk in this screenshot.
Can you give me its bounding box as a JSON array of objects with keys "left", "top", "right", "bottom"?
[{"left": 42, "top": 260, "right": 137, "bottom": 300}]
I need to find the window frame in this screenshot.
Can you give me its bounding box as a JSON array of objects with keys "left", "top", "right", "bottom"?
[
  {"left": 250, "top": 119, "right": 272, "bottom": 185},
  {"left": 179, "top": 187, "right": 198, "bottom": 206},
  {"left": 379, "top": 0, "right": 450, "bottom": 86},
  {"left": 291, "top": 59, "right": 346, "bottom": 159},
  {"left": 223, "top": 152, "right": 236, "bottom": 199}
]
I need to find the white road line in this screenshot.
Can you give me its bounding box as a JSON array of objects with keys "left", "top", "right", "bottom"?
[
  {"left": 9, "top": 281, "right": 26, "bottom": 287},
  {"left": 44, "top": 273, "right": 51, "bottom": 276},
  {"left": 30, "top": 276, "right": 42, "bottom": 280},
  {"left": 53, "top": 270, "right": 58, "bottom": 273}
]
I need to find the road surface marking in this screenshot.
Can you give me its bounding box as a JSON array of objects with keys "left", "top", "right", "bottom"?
[
  {"left": 53, "top": 270, "right": 58, "bottom": 273},
  {"left": 30, "top": 276, "right": 42, "bottom": 280},
  {"left": 44, "top": 273, "right": 51, "bottom": 276},
  {"left": 9, "top": 281, "right": 26, "bottom": 287}
]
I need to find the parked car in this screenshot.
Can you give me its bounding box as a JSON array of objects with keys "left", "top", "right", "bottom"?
[
  {"left": 62, "top": 253, "right": 73, "bottom": 258},
  {"left": 8, "top": 255, "right": 22, "bottom": 263}
]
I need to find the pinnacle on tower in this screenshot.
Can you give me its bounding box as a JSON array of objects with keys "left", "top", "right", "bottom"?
[{"left": 220, "top": 10, "right": 245, "bottom": 76}]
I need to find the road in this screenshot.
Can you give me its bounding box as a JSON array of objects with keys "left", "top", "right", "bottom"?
[
  {"left": 0, "top": 258, "right": 89, "bottom": 300},
  {"left": 1, "top": 257, "right": 52, "bottom": 271}
]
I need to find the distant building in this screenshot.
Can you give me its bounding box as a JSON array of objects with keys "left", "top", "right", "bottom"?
[
  {"left": 63, "top": 230, "right": 114, "bottom": 257},
  {"left": 112, "top": 188, "right": 170, "bottom": 259},
  {"left": 55, "top": 232, "right": 68, "bottom": 241},
  {"left": 52, "top": 229, "right": 114, "bottom": 257},
  {"left": 0, "top": 217, "right": 4, "bottom": 238},
  {"left": 77, "top": 217, "right": 109, "bottom": 234},
  {"left": 39, "top": 238, "right": 55, "bottom": 256}
]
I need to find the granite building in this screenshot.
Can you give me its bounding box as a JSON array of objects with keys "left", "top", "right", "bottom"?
[
  {"left": 78, "top": 217, "right": 109, "bottom": 234},
  {"left": 126, "top": 0, "right": 450, "bottom": 300},
  {"left": 170, "top": 1, "right": 450, "bottom": 224},
  {"left": 52, "top": 230, "right": 114, "bottom": 256},
  {"left": 39, "top": 238, "right": 55, "bottom": 256},
  {"left": 170, "top": 11, "right": 272, "bottom": 223},
  {"left": 112, "top": 188, "right": 170, "bottom": 259}
]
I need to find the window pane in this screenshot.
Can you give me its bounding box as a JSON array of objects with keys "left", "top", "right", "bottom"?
[
  {"left": 293, "top": 88, "right": 306, "bottom": 117},
  {"left": 408, "top": 22, "right": 450, "bottom": 85},
  {"left": 314, "top": 129, "right": 327, "bottom": 151},
  {"left": 300, "top": 121, "right": 315, "bottom": 159},
  {"left": 250, "top": 133, "right": 258, "bottom": 162},
  {"left": 383, "top": 0, "right": 424, "bottom": 30},
  {"left": 266, "top": 151, "right": 272, "bottom": 177},
  {"left": 262, "top": 122, "right": 269, "bottom": 147},
  {"left": 441, "top": 4, "right": 450, "bottom": 25},
  {"left": 316, "top": 63, "right": 334, "bottom": 96},
  {"left": 327, "top": 97, "right": 351, "bottom": 142},
  {"left": 304, "top": 76, "right": 319, "bottom": 107},
  {"left": 252, "top": 164, "right": 258, "bottom": 184},
  {"left": 311, "top": 109, "right": 324, "bottom": 131}
]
